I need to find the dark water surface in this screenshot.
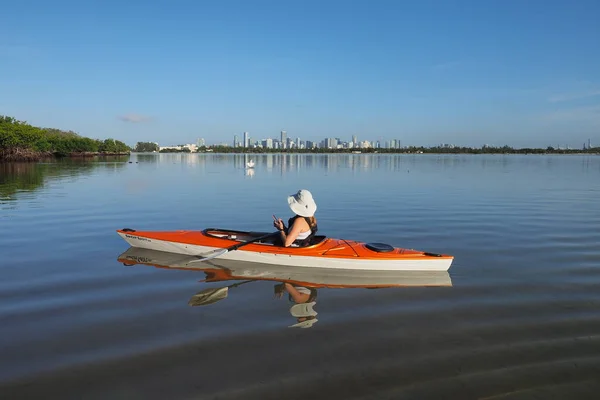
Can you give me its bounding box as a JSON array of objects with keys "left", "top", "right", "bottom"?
[{"left": 1, "top": 153, "right": 600, "bottom": 399}]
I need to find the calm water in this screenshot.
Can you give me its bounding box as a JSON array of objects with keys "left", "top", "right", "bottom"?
[{"left": 1, "top": 153, "right": 600, "bottom": 399}]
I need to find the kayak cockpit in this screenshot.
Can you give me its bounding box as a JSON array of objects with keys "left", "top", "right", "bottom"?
[{"left": 202, "top": 228, "right": 327, "bottom": 247}]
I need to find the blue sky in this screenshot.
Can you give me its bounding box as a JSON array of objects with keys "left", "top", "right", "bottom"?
[{"left": 1, "top": 0, "right": 599, "bottom": 148}]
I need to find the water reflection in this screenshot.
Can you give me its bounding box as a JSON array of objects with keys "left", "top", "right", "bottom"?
[
  {"left": 0, "top": 159, "right": 128, "bottom": 203},
  {"left": 133, "top": 153, "right": 159, "bottom": 163},
  {"left": 117, "top": 247, "right": 452, "bottom": 328},
  {"left": 126, "top": 153, "right": 421, "bottom": 173},
  {"left": 4, "top": 154, "right": 597, "bottom": 207}
]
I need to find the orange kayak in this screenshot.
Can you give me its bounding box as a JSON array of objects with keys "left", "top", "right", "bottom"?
[{"left": 116, "top": 227, "right": 454, "bottom": 271}]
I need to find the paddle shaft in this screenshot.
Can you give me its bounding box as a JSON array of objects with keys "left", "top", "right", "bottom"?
[{"left": 193, "top": 231, "right": 279, "bottom": 262}]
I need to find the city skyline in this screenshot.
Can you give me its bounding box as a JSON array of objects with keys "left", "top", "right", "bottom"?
[
  {"left": 1, "top": 1, "right": 599, "bottom": 148},
  {"left": 157, "top": 130, "right": 594, "bottom": 152},
  {"left": 227, "top": 130, "right": 402, "bottom": 150}
]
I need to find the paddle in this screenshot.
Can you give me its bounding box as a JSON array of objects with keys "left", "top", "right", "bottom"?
[
  {"left": 188, "top": 280, "right": 253, "bottom": 306},
  {"left": 190, "top": 231, "right": 280, "bottom": 263}
]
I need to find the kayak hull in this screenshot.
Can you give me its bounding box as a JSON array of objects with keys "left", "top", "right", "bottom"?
[
  {"left": 116, "top": 228, "right": 454, "bottom": 272},
  {"left": 117, "top": 247, "right": 453, "bottom": 288}
]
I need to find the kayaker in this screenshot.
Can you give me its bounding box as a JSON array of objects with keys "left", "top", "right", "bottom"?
[{"left": 272, "top": 189, "right": 318, "bottom": 247}]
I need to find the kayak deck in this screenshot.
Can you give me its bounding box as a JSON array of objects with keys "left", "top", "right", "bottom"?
[{"left": 120, "top": 228, "right": 446, "bottom": 258}]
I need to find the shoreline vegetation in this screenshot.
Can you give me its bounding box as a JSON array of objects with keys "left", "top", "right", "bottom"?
[{"left": 0, "top": 116, "right": 130, "bottom": 162}]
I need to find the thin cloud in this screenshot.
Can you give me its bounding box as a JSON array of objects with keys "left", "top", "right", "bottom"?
[
  {"left": 542, "top": 104, "right": 600, "bottom": 123},
  {"left": 118, "top": 113, "right": 152, "bottom": 123},
  {"left": 548, "top": 89, "right": 600, "bottom": 103}
]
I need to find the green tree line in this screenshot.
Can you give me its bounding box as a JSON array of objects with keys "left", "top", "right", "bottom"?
[
  {"left": 0, "top": 115, "right": 131, "bottom": 161},
  {"left": 134, "top": 142, "right": 159, "bottom": 152}
]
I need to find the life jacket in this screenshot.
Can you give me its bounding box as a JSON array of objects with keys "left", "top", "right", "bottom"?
[{"left": 286, "top": 215, "right": 318, "bottom": 247}]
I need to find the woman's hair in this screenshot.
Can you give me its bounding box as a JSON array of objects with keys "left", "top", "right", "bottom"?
[{"left": 306, "top": 216, "right": 317, "bottom": 229}]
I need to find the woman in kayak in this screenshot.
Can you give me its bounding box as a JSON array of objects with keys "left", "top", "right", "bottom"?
[{"left": 272, "top": 189, "right": 318, "bottom": 247}]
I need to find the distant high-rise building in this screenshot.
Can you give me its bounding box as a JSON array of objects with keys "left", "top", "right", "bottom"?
[
  {"left": 352, "top": 135, "right": 357, "bottom": 146},
  {"left": 233, "top": 135, "right": 239, "bottom": 148},
  {"left": 296, "top": 138, "right": 301, "bottom": 148},
  {"left": 281, "top": 131, "right": 287, "bottom": 149},
  {"left": 197, "top": 138, "right": 205, "bottom": 147},
  {"left": 243, "top": 132, "right": 249, "bottom": 148},
  {"left": 589, "top": 138, "right": 592, "bottom": 149}
]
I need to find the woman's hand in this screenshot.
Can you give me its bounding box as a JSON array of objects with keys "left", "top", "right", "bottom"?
[{"left": 272, "top": 215, "right": 285, "bottom": 231}]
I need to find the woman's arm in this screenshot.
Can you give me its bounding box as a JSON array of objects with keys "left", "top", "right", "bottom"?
[
  {"left": 279, "top": 218, "right": 308, "bottom": 247},
  {"left": 284, "top": 283, "right": 311, "bottom": 303}
]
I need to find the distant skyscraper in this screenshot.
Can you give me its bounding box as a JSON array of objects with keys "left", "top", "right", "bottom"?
[
  {"left": 263, "top": 138, "right": 273, "bottom": 149},
  {"left": 233, "top": 135, "right": 239, "bottom": 148},
  {"left": 281, "top": 131, "right": 287, "bottom": 149},
  {"left": 243, "top": 132, "right": 249, "bottom": 148},
  {"left": 197, "top": 138, "right": 205, "bottom": 147},
  {"left": 352, "top": 135, "right": 357, "bottom": 146},
  {"left": 589, "top": 138, "right": 592, "bottom": 149}
]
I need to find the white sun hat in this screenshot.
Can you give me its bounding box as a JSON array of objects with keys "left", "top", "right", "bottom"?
[
  {"left": 290, "top": 301, "right": 318, "bottom": 318},
  {"left": 289, "top": 302, "right": 319, "bottom": 328},
  {"left": 287, "top": 189, "right": 317, "bottom": 217}
]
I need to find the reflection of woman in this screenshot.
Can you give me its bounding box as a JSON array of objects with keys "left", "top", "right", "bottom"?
[
  {"left": 274, "top": 282, "right": 318, "bottom": 328},
  {"left": 274, "top": 282, "right": 317, "bottom": 303}
]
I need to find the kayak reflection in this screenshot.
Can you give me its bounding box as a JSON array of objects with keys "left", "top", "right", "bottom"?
[{"left": 117, "top": 247, "right": 452, "bottom": 328}]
